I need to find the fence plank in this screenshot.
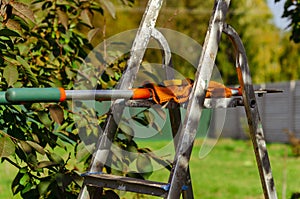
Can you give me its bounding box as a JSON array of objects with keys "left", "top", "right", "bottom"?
[{"left": 220, "top": 81, "right": 300, "bottom": 143}]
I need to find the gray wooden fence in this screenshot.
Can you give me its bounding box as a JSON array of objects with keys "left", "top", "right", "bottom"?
[{"left": 212, "top": 81, "right": 300, "bottom": 143}]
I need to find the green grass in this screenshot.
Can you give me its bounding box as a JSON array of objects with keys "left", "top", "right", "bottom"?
[
  {"left": 1, "top": 138, "right": 299, "bottom": 199},
  {"left": 121, "top": 138, "right": 300, "bottom": 199}
]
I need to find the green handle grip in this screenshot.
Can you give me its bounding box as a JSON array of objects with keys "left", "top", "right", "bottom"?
[
  {"left": 6, "top": 88, "right": 66, "bottom": 103},
  {"left": 0, "top": 92, "right": 10, "bottom": 104}
]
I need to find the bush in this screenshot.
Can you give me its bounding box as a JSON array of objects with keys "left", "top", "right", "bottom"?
[
  {"left": 0, "top": 0, "right": 171, "bottom": 198},
  {"left": 0, "top": 0, "right": 114, "bottom": 198}
]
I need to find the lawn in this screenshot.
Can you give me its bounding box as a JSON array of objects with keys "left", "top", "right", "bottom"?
[{"left": 0, "top": 138, "right": 299, "bottom": 199}]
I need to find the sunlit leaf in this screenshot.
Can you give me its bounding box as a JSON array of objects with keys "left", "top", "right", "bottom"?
[
  {"left": 0, "top": 133, "right": 15, "bottom": 157},
  {"left": 87, "top": 28, "right": 100, "bottom": 42},
  {"left": 19, "top": 141, "right": 32, "bottom": 154},
  {"left": 99, "top": 0, "right": 116, "bottom": 19},
  {"left": 10, "top": 2, "right": 35, "bottom": 22},
  {"left": 80, "top": 8, "right": 94, "bottom": 27},
  {"left": 26, "top": 141, "right": 45, "bottom": 155},
  {"left": 65, "top": 67, "right": 76, "bottom": 80},
  {"left": 3, "top": 65, "right": 19, "bottom": 87},
  {"left": 5, "top": 19, "right": 22, "bottom": 33},
  {"left": 19, "top": 173, "right": 30, "bottom": 186},
  {"left": 75, "top": 142, "right": 94, "bottom": 163},
  {"left": 36, "top": 161, "right": 58, "bottom": 169},
  {"left": 57, "top": 9, "right": 68, "bottom": 30}
]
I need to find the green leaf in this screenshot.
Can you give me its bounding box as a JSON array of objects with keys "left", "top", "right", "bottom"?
[
  {"left": 99, "top": 0, "right": 116, "bottom": 19},
  {"left": 46, "top": 152, "right": 64, "bottom": 165},
  {"left": 19, "top": 173, "right": 30, "bottom": 186},
  {"left": 27, "top": 153, "right": 38, "bottom": 168},
  {"left": 12, "top": 171, "right": 24, "bottom": 194},
  {"left": 53, "top": 131, "right": 76, "bottom": 145},
  {"left": 127, "top": 143, "right": 138, "bottom": 161},
  {"left": 21, "top": 182, "right": 34, "bottom": 195},
  {"left": 0, "top": 28, "right": 20, "bottom": 37},
  {"left": 0, "top": 133, "right": 15, "bottom": 157},
  {"left": 119, "top": 121, "right": 134, "bottom": 138},
  {"left": 3, "top": 65, "right": 19, "bottom": 87},
  {"left": 10, "top": 2, "right": 35, "bottom": 22},
  {"left": 16, "top": 56, "right": 39, "bottom": 87},
  {"left": 65, "top": 67, "right": 76, "bottom": 80},
  {"left": 75, "top": 142, "right": 93, "bottom": 163},
  {"left": 136, "top": 153, "right": 153, "bottom": 178},
  {"left": 37, "top": 111, "right": 52, "bottom": 127},
  {"left": 143, "top": 110, "right": 155, "bottom": 125},
  {"left": 38, "top": 180, "right": 51, "bottom": 195}
]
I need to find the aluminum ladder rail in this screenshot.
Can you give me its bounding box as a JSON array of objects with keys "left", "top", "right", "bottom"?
[
  {"left": 79, "top": 0, "right": 278, "bottom": 198},
  {"left": 223, "top": 24, "right": 278, "bottom": 199},
  {"left": 78, "top": 0, "right": 194, "bottom": 198},
  {"left": 167, "top": 0, "right": 278, "bottom": 198}
]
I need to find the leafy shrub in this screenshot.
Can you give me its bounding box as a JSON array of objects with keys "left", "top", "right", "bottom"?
[
  {"left": 0, "top": 0, "right": 171, "bottom": 198},
  {"left": 0, "top": 0, "right": 118, "bottom": 198}
]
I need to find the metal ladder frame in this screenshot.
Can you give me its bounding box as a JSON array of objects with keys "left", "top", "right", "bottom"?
[{"left": 78, "top": 0, "right": 278, "bottom": 198}]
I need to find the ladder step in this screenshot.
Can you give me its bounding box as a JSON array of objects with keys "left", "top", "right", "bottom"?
[
  {"left": 83, "top": 173, "right": 170, "bottom": 197},
  {"left": 202, "top": 97, "right": 243, "bottom": 109},
  {"left": 125, "top": 97, "right": 243, "bottom": 108}
]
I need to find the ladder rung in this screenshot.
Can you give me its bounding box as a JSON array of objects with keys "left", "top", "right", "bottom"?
[
  {"left": 83, "top": 173, "right": 170, "bottom": 197},
  {"left": 203, "top": 97, "right": 243, "bottom": 109},
  {"left": 125, "top": 97, "right": 243, "bottom": 108}
]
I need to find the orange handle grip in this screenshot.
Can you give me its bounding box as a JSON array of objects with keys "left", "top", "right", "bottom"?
[{"left": 132, "top": 88, "right": 151, "bottom": 100}]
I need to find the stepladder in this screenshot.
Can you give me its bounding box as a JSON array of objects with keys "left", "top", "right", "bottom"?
[{"left": 77, "top": 0, "right": 279, "bottom": 199}]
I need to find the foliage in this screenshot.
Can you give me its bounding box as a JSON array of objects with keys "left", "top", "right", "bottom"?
[
  {"left": 0, "top": 0, "right": 131, "bottom": 198},
  {"left": 0, "top": 0, "right": 101, "bottom": 197},
  {"left": 0, "top": 0, "right": 172, "bottom": 198},
  {"left": 218, "top": 0, "right": 300, "bottom": 83},
  {"left": 0, "top": 0, "right": 299, "bottom": 198},
  {"left": 113, "top": 0, "right": 299, "bottom": 84},
  {"left": 275, "top": 0, "right": 300, "bottom": 43}
]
